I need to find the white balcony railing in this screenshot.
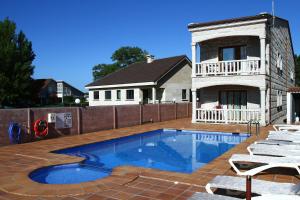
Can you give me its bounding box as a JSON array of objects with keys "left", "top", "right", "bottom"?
[
  {"left": 195, "top": 59, "right": 260, "bottom": 76},
  {"left": 196, "top": 108, "right": 260, "bottom": 123}
]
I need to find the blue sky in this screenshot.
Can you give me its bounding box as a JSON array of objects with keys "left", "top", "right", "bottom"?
[{"left": 1, "top": 0, "right": 299, "bottom": 91}]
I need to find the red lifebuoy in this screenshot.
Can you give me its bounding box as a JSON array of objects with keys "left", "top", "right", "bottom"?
[{"left": 33, "top": 119, "right": 48, "bottom": 138}]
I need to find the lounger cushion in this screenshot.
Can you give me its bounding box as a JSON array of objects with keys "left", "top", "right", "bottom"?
[
  {"left": 208, "top": 176, "right": 297, "bottom": 195},
  {"left": 231, "top": 154, "right": 300, "bottom": 164},
  {"left": 188, "top": 192, "right": 239, "bottom": 200}
]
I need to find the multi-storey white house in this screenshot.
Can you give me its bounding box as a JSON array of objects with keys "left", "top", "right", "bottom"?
[
  {"left": 188, "top": 13, "right": 296, "bottom": 126},
  {"left": 86, "top": 55, "right": 192, "bottom": 106}
]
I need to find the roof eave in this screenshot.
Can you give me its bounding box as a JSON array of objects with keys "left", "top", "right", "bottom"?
[
  {"left": 188, "top": 18, "right": 268, "bottom": 32},
  {"left": 85, "top": 81, "right": 156, "bottom": 90}
]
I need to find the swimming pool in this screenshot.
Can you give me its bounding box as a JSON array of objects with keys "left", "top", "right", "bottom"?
[{"left": 29, "top": 129, "right": 249, "bottom": 184}]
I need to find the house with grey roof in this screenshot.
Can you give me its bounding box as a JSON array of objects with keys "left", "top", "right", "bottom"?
[
  {"left": 188, "top": 13, "right": 296, "bottom": 126},
  {"left": 85, "top": 55, "right": 192, "bottom": 106},
  {"left": 56, "top": 80, "right": 84, "bottom": 103}
]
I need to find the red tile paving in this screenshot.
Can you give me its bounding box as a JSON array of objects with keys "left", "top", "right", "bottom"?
[{"left": 0, "top": 118, "right": 298, "bottom": 199}]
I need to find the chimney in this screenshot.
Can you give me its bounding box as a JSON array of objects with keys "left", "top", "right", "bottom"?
[{"left": 146, "top": 55, "right": 154, "bottom": 63}]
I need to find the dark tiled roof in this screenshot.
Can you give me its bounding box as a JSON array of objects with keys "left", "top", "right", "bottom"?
[
  {"left": 188, "top": 13, "right": 277, "bottom": 29},
  {"left": 288, "top": 87, "right": 300, "bottom": 93},
  {"left": 34, "top": 79, "right": 56, "bottom": 89},
  {"left": 86, "top": 55, "right": 190, "bottom": 87}
]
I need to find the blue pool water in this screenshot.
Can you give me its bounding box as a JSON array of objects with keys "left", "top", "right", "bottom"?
[{"left": 29, "top": 129, "right": 249, "bottom": 184}]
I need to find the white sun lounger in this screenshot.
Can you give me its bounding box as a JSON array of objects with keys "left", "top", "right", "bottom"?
[
  {"left": 273, "top": 124, "right": 300, "bottom": 131},
  {"left": 229, "top": 154, "right": 300, "bottom": 176},
  {"left": 267, "top": 134, "right": 300, "bottom": 143},
  {"left": 188, "top": 192, "right": 239, "bottom": 200},
  {"left": 248, "top": 147, "right": 300, "bottom": 158},
  {"left": 269, "top": 130, "right": 300, "bottom": 136},
  {"left": 247, "top": 143, "right": 300, "bottom": 154},
  {"left": 255, "top": 140, "right": 300, "bottom": 145},
  {"left": 205, "top": 175, "right": 300, "bottom": 196},
  {"left": 189, "top": 192, "right": 300, "bottom": 200}
]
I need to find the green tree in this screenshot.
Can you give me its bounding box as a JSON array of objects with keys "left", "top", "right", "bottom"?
[
  {"left": 295, "top": 54, "right": 300, "bottom": 86},
  {"left": 111, "top": 46, "right": 148, "bottom": 67},
  {"left": 92, "top": 63, "right": 120, "bottom": 80},
  {"left": 92, "top": 46, "right": 148, "bottom": 80},
  {"left": 0, "top": 18, "right": 35, "bottom": 107}
]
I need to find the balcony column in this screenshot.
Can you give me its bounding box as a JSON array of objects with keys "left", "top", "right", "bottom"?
[
  {"left": 152, "top": 87, "right": 156, "bottom": 104},
  {"left": 260, "top": 88, "right": 266, "bottom": 126},
  {"left": 192, "top": 89, "right": 197, "bottom": 123},
  {"left": 260, "top": 37, "right": 266, "bottom": 74},
  {"left": 191, "top": 42, "right": 197, "bottom": 77}
]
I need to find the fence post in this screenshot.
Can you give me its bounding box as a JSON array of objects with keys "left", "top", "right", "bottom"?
[
  {"left": 175, "top": 103, "right": 177, "bottom": 119},
  {"left": 113, "top": 106, "right": 117, "bottom": 129},
  {"left": 27, "top": 108, "right": 32, "bottom": 135},
  {"left": 139, "top": 104, "right": 143, "bottom": 125},
  {"left": 76, "top": 107, "right": 81, "bottom": 135}
]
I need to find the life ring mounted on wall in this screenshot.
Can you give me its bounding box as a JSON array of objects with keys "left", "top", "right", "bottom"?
[{"left": 33, "top": 119, "right": 48, "bottom": 138}]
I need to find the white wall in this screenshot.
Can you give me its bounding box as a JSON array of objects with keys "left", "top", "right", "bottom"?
[
  {"left": 89, "top": 88, "right": 141, "bottom": 106},
  {"left": 160, "top": 63, "right": 192, "bottom": 102}
]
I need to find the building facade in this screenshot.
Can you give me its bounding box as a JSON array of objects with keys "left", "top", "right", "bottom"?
[
  {"left": 56, "top": 81, "right": 84, "bottom": 103},
  {"left": 86, "top": 55, "right": 192, "bottom": 106},
  {"left": 188, "top": 13, "right": 296, "bottom": 126}
]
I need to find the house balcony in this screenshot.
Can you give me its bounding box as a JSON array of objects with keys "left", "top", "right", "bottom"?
[
  {"left": 195, "top": 59, "right": 261, "bottom": 77},
  {"left": 191, "top": 85, "right": 267, "bottom": 125},
  {"left": 196, "top": 108, "right": 260, "bottom": 123}
]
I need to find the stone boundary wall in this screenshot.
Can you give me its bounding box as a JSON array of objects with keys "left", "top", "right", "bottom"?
[{"left": 0, "top": 103, "right": 192, "bottom": 146}]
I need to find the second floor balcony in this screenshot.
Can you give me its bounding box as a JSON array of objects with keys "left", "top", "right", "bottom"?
[
  {"left": 196, "top": 59, "right": 261, "bottom": 76},
  {"left": 191, "top": 35, "right": 267, "bottom": 78}
]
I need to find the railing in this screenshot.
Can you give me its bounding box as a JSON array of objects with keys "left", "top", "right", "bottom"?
[
  {"left": 196, "top": 108, "right": 260, "bottom": 124},
  {"left": 195, "top": 59, "right": 260, "bottom": 76}
]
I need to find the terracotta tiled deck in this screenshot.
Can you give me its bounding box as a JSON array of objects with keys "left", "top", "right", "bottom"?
[{"left": 0, "top": 118, "right": 299, "bottom": 200}]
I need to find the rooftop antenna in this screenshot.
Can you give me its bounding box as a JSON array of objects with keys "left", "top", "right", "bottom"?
[{"left": 272, "top": 0, "right": 275, "bottom": 27}]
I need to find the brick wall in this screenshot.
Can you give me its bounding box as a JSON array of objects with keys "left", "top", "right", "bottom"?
[
  {"left": 115, "top": 105, "right": 140, "bottom": 128},
  {"left": 0, "top": 103, "right": 191, "bottom": 147},
  {"left": 81, "top": 106, "right": 114, "bottom": 133}
]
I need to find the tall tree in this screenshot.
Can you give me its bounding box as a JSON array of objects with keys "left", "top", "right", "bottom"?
[
  {"left": 295, "top": 54, "right": 300, "bottom": 86},
  {"left": 0, "top": 18, "right": 35, "bottom": 107},
  {"left": 111, "top": 46, "right": 148, "bottom": 67},
  {"left": 92, "top": 63, "right": 120, "bottom": 80},
  {"left": 92, "top": 46, "right": 148, "bottom": 80}
]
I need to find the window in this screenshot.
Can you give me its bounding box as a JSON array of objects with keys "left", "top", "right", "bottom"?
[
  {"left": 276, "top": 90, "right": 283, "bottom": 110},
  {"left": 93, "top": 91, "right": 99, "bottom": 100},
  {"left": 219, "top": 46, "right": 247, "bottom": 61},
  {"left": 219, "top": 90, "right": 247, "bottom": 109},
  {"left": 290, "top": 71, "right": 294, "bottom": 82},
  {"left": 182, "top": 89, "right": 187, "bottom": 100},
  {"left": 126, "top": 90, "right": 134, "bottom": 100},
  {"left": 57, "top": 83, "right": 63, "bottom": 93},
  {"left": 276, "top": 51, "right": 283, "bottom": 74},
  {"left": 116, "top": 90, "right": 121, "bottom": 100},
  {"left": 105, "top": 90, "right": 111, "bottom": 100}
]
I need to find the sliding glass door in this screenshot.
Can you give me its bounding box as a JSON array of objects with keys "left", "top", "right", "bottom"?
[{"left": 219, "top": 90, "right": 247, "bottom": 121}]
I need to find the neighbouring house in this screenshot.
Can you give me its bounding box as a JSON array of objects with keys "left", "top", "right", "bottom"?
[
  {"left": 32, "top": 79, "right": 58, "bottom": 105},
  {"left": 85, "top": 55, "right": 192, "bottom": 106},
  {"left": 188, "top": 13, "right": 296, "bottom": 126},
  {"left": 56, "top": 80, "right": 85, "bottom": 103},
  {"left": 33, "top": 79, "right": 84, "bottom": 105}
]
